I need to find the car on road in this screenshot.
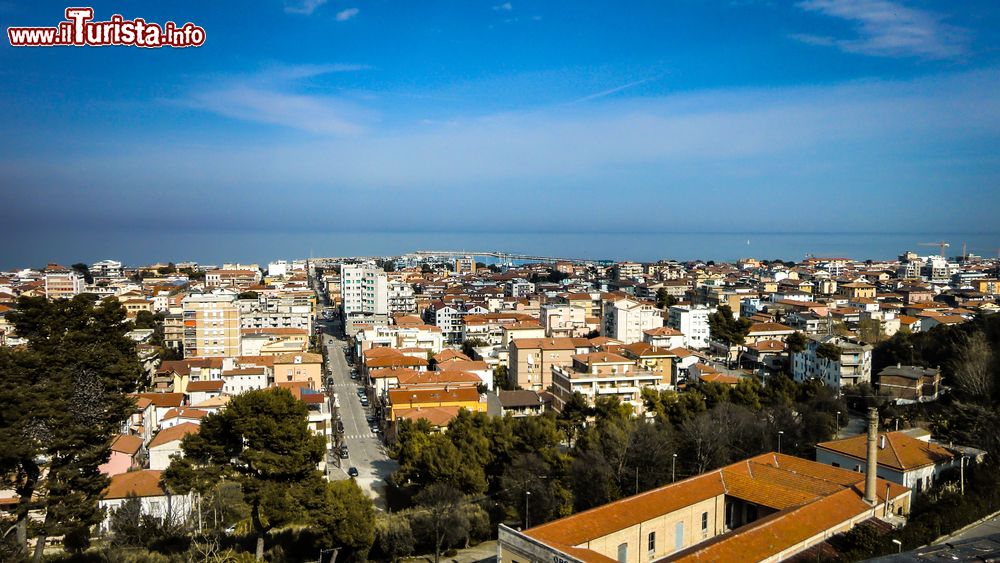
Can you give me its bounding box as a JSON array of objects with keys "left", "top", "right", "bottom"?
[
  {"left": 347, "top": 467, "right": 359, "bottom": 477},
  {"left": 370, "top": 425, "right": 380, "bottom": 434}
]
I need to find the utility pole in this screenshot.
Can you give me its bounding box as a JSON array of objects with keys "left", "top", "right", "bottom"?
[{"left": 672, "top": 453, "right": 677, "bottom": 483}]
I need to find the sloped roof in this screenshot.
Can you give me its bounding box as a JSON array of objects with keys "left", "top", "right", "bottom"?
[
  {"left": 110, "top": 434, "right": 143, "bottom": 455},
  {"left": 816, "top": 430, "right": 956, "bottom": 471},
  {"left": 103, "top": 470, "right": 166, "bottom": 500},
  {"left": 148, "top": 422, "right": 200, "bottom": 449}
]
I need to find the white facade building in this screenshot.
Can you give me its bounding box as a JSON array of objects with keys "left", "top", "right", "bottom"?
[
  {"left": 602, "top": 299, "right": 664, "bottom": 344},
  {"left": 667, "top": 305, "right": 715, "bottom": 350},
  {"left": 791, "top": 335, "right": 872, "bottom": 389}
]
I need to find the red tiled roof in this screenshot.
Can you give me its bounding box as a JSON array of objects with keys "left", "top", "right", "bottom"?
[
  {"left": 148, "top": 422, "right": 199, "bottom": 449},
  {"left": 103, "top": 470, "right": 166, "bottom": 499}
]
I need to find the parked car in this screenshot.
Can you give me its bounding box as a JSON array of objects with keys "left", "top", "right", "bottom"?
[
  {"left": 338, "top": 446, "right": 348, "bottom": 459},
  {"left": 347, "top": 467, "right": 359, "bottom": 477}
]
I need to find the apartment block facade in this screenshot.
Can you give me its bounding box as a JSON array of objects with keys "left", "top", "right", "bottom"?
[{"left": 182, "top": 292, "right": 241, "bottom": 358}]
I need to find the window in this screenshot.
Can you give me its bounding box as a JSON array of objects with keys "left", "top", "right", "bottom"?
[
  {"left": 702, "top": 511, "right": 709, "bottom": 531},
  {"left": 674, "top": 521, "right": 684, "bottom": 550},
  {"left": 617, "top": 543, "right": 628, "bottom": 563},
  {"left": 648, "top": 531, "right": 655, "bottom": 553}
]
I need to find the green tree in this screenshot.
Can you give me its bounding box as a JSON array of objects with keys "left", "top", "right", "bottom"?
[
  {"left": 374, "top": 512, "right": 415, "bottom": 563},
  {"left": 70, "top": 263, "right": 93, "bottom": 284},
  {"left": 311, "top": 480, "right": 375, "bottom": 562},
  {"left": 163, "top": 387, "right": 327, "bottom": 560},
  {"left": 708, "top": 305, "right": 751, "bottom": 346},
  {"left": 786, "top": 331, "right": 807, "bottom": 354},
  {"left": 817, "top": 342, "right": 843, "bottom": 362},
  {"left": 0, "top": 296, "right": 145, "bottom": 561},
  {"left": 655, "top": 288, "right": 678, "bottom": 310}
]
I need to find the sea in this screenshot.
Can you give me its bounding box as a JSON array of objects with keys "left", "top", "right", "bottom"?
[{"left": 4, "top": 230, "right": 999, "bottom": 271}]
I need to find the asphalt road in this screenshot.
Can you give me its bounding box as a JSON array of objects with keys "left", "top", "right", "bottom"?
[{"left": 313, "top": 283, "right": 396, "bottom": 508}]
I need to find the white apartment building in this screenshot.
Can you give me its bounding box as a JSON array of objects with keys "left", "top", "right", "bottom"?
[
  {"left": 602, "top": 298, "right": 664, "bottom": 344},
  {"left": 341, "top": 263, "right": 389, "bottom": 334},
  {"left": 267, "top": 260, "right": 290, "bottom": 277},
  {"left": 541, "top": 304, "right": 590, "bottom": 338},
  {"left": 238, "top": 295, "right": 314, "bottom": 333},
  {"left": 44, "top": 269, "right": 84, "bottom": 300},
  {"left": 182, "top": 291, "right": 241, "bottom": 358},
  {"left": 354, "top": 324, "right": 445, "bottom": 356},
  {"left": 91, "top": 259, "right": 124, "bottom": 278},
  {"left": 386, "top": 279, "right": 417, "bottom": 315},
  {"left": 792, "top": 335, "right": 873, "bottom": 389},
  {"left": 668, "top": 305, "right": 715, "bottom": 350}
]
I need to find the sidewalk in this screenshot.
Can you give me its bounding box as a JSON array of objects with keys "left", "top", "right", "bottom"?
[{"left": 402, "top": 540, "right": 497, "bottom": 563}]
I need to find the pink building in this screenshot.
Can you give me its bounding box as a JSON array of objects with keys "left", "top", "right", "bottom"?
[{"left": 99, "top": 434, "right": 143, "bottom": 476}]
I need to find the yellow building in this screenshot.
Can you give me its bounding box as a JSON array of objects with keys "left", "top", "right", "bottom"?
[
  {"left": 182, "top": 292, "right": 241, "bottom": 358},
  {"left": 273, "top": 352, "right": 323, "bottom": 389},
  {"left": 499, "top": 452, "right": 910, "bottom": 563}
]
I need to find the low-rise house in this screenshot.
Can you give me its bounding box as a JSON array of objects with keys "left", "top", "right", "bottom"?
[
  {"left": 99, "top": 434, "right": 144, "bottom": 476},
  {"left": 147, "top": 422, "right": 199, "bottom": 471},
  {"left": 99, "top": 470, "right": 193, "bottom": 532},
  {"left": 742, "top": 339, "right": 787, "bottom": 373},
  {"left": 273, "top": 352, "right": 323, "bottom": 389},
  {"left": 497, "top": 389, "right": 546, "bottom": 417},
  {"left": 643, "top": 326, "right": 686, "bottom": 349},
  {"left": 221, "top": 367, "right": 270, "bottom": 395},
  {"left": 876, "top": 364, "right": 942, "bottom": 404},
  {"left": 159, "top": 407, "right": 209, "bottom": 429},
  {"left": 816, "top": 430, "right": 960, "bottom": 494},
  {"left": 185, "top": 379, "right": 224, "bottom": 405},
  {"left": 135, "top": 392, "right": 186, "bottom": 431},
  {"left": 744, "top": 322, "right": 795, "bottom": 344},
  {"left": 437, "top": 359, "right": 493, "bottom": 390}
]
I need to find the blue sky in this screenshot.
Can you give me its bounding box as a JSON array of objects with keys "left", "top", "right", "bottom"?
[{"left": 1, "top": 1, "right": 999, "bottom": 265}]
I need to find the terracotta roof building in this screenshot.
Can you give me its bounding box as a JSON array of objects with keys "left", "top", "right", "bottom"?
[
  {"left": 499, "top": 452, "right": 910, "bottom": 563},
  {"left": 815, "top": 430, "right": 959, "bottom": 494}
]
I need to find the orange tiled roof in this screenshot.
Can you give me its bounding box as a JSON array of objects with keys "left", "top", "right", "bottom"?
[
  {"left": 816, "top": 431, "right": 956, "bottom": 471},
  {"left": 148, "top": 422, "right": 199, "bottom": 449},
  {"left": 393, "top": 405, "right": 462, "bottom": 427},
  {"left": 109, "top": 434, "right": 143, "bottom": 455},
  {"left": 136, "top": 392, "right": 184, "bottom": 408},
  {"left": 103, "top": 470, "right": 166, "bottom": 500}
]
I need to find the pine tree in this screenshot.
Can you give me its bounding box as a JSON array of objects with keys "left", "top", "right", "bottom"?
[
  {"left": 0, "top": 295, "right": 145, "bottom": 561},
  {"left": 163, "top": 387, "right": 327, "bottom": 560}
]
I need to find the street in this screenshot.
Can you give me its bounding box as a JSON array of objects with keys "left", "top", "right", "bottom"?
[{"left": 313, "top": 277, "right": 397, "bottom": 509}]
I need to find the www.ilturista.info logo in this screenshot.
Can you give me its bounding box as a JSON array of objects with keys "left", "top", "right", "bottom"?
[{"left": 8, "top": 8, "right": 205, "bottom": 48}]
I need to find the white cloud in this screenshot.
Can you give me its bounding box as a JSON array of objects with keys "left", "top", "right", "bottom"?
[
  {"left": 493, "top": 2, "right": 513, "bottom": 11},
  {"left": 794, "top": 0, "right": 969, "bottom": 59},
  {"left": 284, "top": 0, "right": 328, "bottom": 15},
  {"left": 181, "top": 64, "right": 374, "bottom": 135},
  {"left": 336, "top": 8, "right": 359, "bottom": 22}
]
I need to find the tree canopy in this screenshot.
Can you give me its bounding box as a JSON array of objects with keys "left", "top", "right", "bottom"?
[{"left": 0, "top": 295, "right": 145, "bottom": 561}]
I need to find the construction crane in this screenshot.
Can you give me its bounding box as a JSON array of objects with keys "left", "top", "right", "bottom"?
[{"left": 918, "top": 241, "right": 950, "bottom": 257}]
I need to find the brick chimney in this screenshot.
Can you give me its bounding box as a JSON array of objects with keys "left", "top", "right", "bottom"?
[{"left": 865, "top": 407, "right": 879, "bottom": 505}]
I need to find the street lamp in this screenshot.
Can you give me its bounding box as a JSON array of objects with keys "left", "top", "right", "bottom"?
[
  {"left": 777, "top": 430, "right": 784, "bottom": 454},
  {"left": 836, "top": 411, "right": 841, "bottom": 438},
  {"left": 891, "top": 539, "right": 902, "bottom": 553},
  {"left": 525, "top": 490, "right": 531, "bottom": 530},
  {"left": 672, "top": 453, "right": 678, "bottom": 483}
]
